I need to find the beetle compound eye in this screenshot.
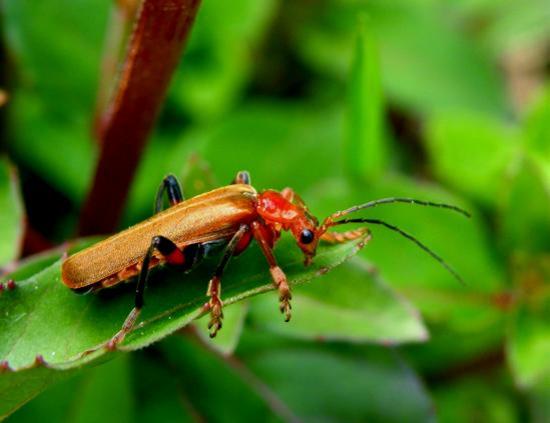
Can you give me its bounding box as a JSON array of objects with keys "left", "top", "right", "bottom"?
[{"left": 300, "top": 229, "right": 314, "bottom": 244}]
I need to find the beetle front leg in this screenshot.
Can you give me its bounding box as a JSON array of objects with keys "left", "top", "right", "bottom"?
[
  {"left": 251, "top": 221, "right": 292, "bottom": 321},
  {"left": 206, "top": 224, "right": 250, "bottom": 338},
  {"left": 108, "top": 235, "right": 192, "bottom": 349}
]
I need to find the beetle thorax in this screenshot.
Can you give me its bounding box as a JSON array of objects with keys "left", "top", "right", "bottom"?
[{"left": 256, "top": 190, "right": 301, "bottom": 229}]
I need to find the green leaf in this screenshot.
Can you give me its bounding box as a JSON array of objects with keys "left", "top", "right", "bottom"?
[
  {"left": 292, "top": 1, "right": 506, "bottom": 115},
  {"left": 346, "top": 16, "right": 387, "bottom": 180},
  {"left": 524, "top": 84, "right": 550, "bottom": 161},
  {"left": 158, "top": 336, "right": 292, "bottom": 422},
  {"left": 0, "top": 159, "right": 24, "bottom": 267},
  {"left": 3, "top": 0, "right": 106, "bottom": 204},
  {"left": 170, "top": 0, "right": 279, "bottom": 120},
  {"left": 10, "top": 336, "right": 291, "bottom": 422},
  {"left": 433, "top": 375, "right": 520, "bottom": 423},
  {"left": 195, "top": 301, "right": 249, "bottom": 355},
  {"left": 500, "top": 159, "right": 550, "bottom": 254},
  {"left": 3, "top": 0, "right": 107, "bottom": 118},
  {"left": 528, "top": 380, "right": 550, "bottom": 423},
  {"left": 524, "top": 84, "right": 550, "bottom": 186},
  {"left": 130, "top": 351, "right": 197, "bottom": 423},
  {"left": 0, "top": 362, "right": 77, "bottom": 419},
  {"left": 484, "top": 0, "right": 550, "bottom": 52},
  {"left": 507, "top": 256, "right": 550, "bottom": 388},
  {"left": 0, "top": 233, "right": 367, "bottom": 415},
  {"left": 126, "top": 102, "right": 345, "bottom": 221},
  {"left": 425, "top": 112, "right": 520, "bottom": 206},
  {"left": 240, "top": 333, "right": 435, "bottom": 422},
  {"left": 179, "top": 152, "right": 219, "bottom": 198},
  {"left": 8, "top": 356, "right": 136, "bottom": 423},
  {"left": 508, "top": 297, "right": 550, "bottom": 388},
  {"left": 306, "top": 176, "right": 506, "bottom": 332},
  {"left": 249, "top": 257, "right": 427, "bottom": 344},
  {"left": 199, "top": 102, "right": 345, "bottom": 193},
  {"left": 122, "top": 142, "right": 215, "bottom": 225},
  {"left": 403, "top": 322, "right": 505, "bottom": 375}
]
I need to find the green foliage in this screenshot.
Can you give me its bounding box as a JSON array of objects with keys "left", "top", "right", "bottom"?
[
  {"left": 346, "top": 16, "right": 387, "bottom": 180},
  {"left": 291, "top": 0, "right": 507, "bottom": 115},
  {"left": 3, "top": 0, "right": 103, "bottom": 203},
  {"left": 170, "top": 0, "right": 278, "bottom": 121},
  {"left": 241, "top": 334, "right": 435, "bottom": 422},
  {"left": 0, "top": 159, "right": 23, "bottom": 267},
  {"left": 433, "top": 375, "right": 520, "bottom": 422},
  {"left": 507, "top": 256, "right": 550, "bottom": 391},
  {"left": 2, "top": 0, "right": 550, "bottom": 420},
  {"left": 425, "top": 113, "right": 520, "bottom": 206},
  {"left": 249, "top": 258, "right": 427, "bottom": 343},
  {"left": 0, "top": 234, "right": 367, "bottom": 414}
]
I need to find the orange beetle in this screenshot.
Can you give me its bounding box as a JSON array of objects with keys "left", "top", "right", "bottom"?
[{"left": 62, "top": 170, "right": 469, "bottom": 346}]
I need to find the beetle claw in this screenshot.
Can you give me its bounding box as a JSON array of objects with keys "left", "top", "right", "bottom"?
[
  {"left": 280, "top": 300, "right": 292, "bottom": 322},
  {"left": 278, "top": 285, "right": 292, "bottom": 322},
  {"left": 207, "top": 296, "right": 224, "bottom": 337}
]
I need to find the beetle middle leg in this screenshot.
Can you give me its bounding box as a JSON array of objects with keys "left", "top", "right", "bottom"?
[
  {"left": 206, "top": 224, "right": 250, "bottom": 338},
  {"left": 155, "top": 174, "right": 184, "bottom": 213},
  {"left": 107, "top": 235, "right": 201, "bottom": 348},
  {"left": 232, "top": 170, "right": 251, "bottom": 185}
]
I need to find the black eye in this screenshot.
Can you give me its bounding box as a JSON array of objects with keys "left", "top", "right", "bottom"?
[{"left": 300, "top": 229, "right": 314, "bottom": 244}]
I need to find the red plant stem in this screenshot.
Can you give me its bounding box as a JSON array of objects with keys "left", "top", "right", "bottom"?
[
  {"left": 22, "top": 225, "right": 54, "bottom": 256},
  {"left": 93, "top": 1, "right": 140, "bottom": 136},
  {"left": 79, "top": 0, "right": 202, "bottom": 236}
]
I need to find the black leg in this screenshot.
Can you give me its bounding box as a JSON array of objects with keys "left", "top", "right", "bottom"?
[
  {"left": 108, "top": 235, "right": 197, "bottom": 348},
  {"left": 232, "top": 170, "right": 251, "bottom": 185},
  {"left": 207, "top": 224, "right": 250, "bottom": 337},
  {"left": 155, "top": 174, "right": 184, "bottom": 213}
]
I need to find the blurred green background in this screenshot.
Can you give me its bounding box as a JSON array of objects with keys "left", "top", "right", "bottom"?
[{"left": 1, "top": 0, "right": 549, "bottom": 421}]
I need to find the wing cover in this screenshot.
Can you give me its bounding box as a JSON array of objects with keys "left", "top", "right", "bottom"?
[{"left": 62, "top": 185, "right": 257, "bottom": 288}]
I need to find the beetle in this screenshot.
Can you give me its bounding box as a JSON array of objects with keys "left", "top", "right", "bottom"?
[{"left": 62, "top": 170, "right": 469, "bottom": 346}]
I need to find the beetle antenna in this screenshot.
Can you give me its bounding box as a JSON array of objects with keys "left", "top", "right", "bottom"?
[
  {"left": 335, "top": 198, "right": 471, "bottom": 218},
  {"left": 333, "top": 218, "right": 465, "bottom": 285}
]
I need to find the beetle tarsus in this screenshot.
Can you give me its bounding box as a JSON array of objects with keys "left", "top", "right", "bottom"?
[
  {"left": 279, "top": 286, "right": 292, "bottom": 322},
  {"left": 107, "top": 306, "right": 141, "bottom": 349},
  {"left": 207, "top": 276, "right": 224, "bottom": 337},
  {"left": 204, "top": 225, "right": 249, "bottom": 337},
  {"left": 207, "top": 297, "right": 224, "bottom": 338},
  {"left": 269, "top": 266, "right": 292, "bottom": 321}
]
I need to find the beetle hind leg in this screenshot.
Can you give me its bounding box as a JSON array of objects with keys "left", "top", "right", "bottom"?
[
  {"left": 206, "top": 276, "right": 224, "bottom": 337},
  {"left": 107, "top": 235, "right": 198, "bottom": 349}
]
